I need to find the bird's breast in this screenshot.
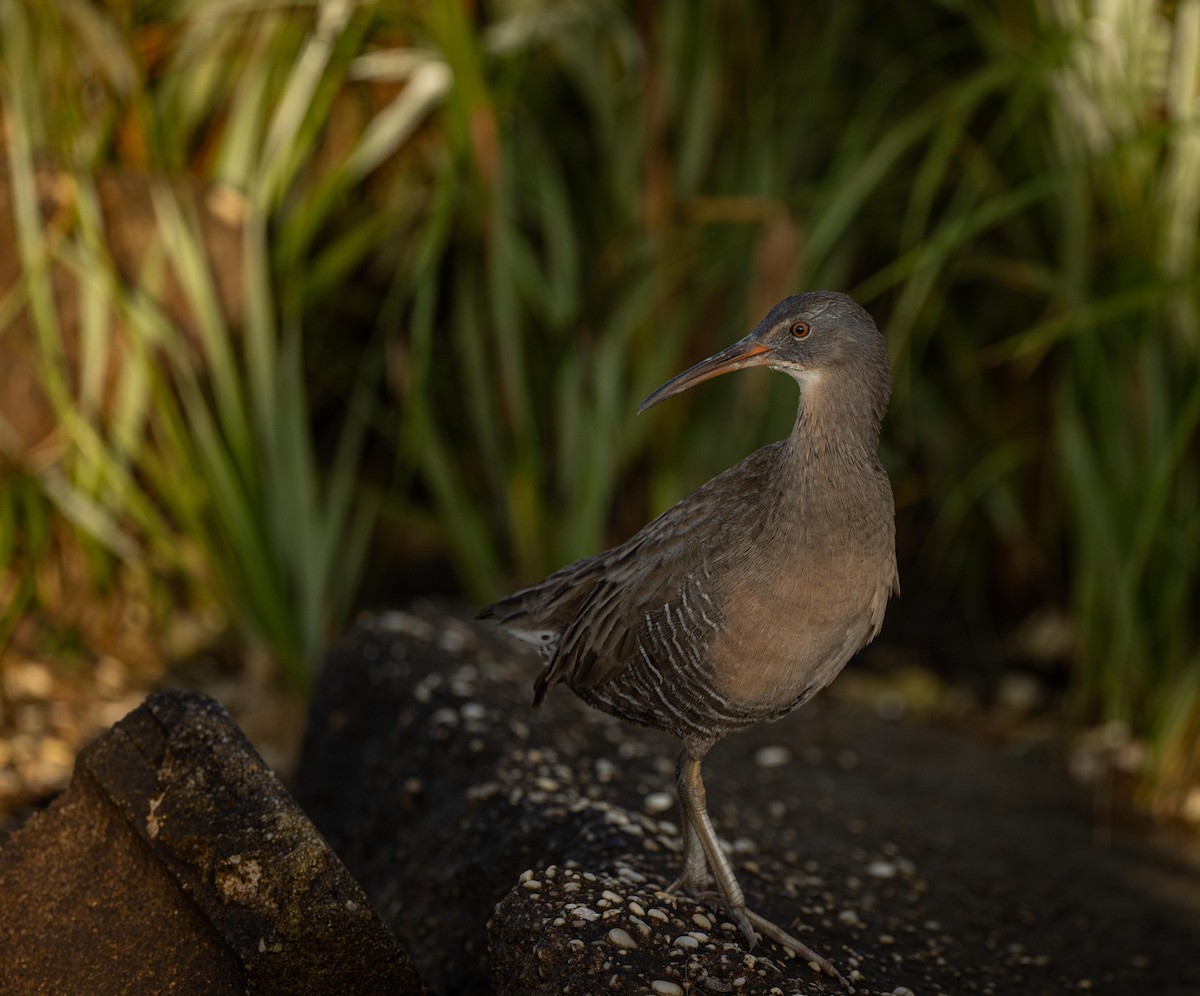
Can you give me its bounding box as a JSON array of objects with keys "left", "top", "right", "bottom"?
[{"left": 706, "top": 521, "right": 894, "bottom": 716}]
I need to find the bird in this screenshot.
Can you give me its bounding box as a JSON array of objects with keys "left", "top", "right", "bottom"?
[{"left": 479, "top": 291, "right": 897, "bottom": 988}]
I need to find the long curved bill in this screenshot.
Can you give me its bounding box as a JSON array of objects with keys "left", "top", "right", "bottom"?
[{"left": 638, "top": 338, "right": 772, "bottom": 413}]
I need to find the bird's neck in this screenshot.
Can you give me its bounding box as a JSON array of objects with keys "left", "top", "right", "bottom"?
[{"left": 781, "top": 374, "right": 884, "bottom": 491}]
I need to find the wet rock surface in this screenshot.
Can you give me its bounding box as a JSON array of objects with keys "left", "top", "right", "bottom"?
[
  {"left": 298, "top": 603, "right": 1200, "bottom": 996},
  {"left": 0, "top": 690, "right": 424, "bottom": 994},
  {"left": 490, "top": 863, "right": 851, "bottom": 996}
]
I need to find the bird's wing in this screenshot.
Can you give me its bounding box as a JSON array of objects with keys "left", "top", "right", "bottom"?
[
  {"left": 549, "top": 533, "right": 718, "bottom": 693},
  {"left": 477, "top": 553, "right": 608, "bottom": 650},
  {"left": 481, "top": 443, "right": 785, "bottom": 702},
  {"left": 543, "top": 444, "right": 786, "bottom": 695}
]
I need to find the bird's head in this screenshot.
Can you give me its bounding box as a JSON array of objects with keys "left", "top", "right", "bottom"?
[{"left": 638, "top": 292, "right": 891, "bottom": 424}]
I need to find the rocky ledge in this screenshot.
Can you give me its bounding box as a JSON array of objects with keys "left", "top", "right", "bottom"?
[
  {"left": 297, "top": 603, "right": 1200, "bottom": 996},
  {"left": 0, "top": 690, "right": 422, "bottom": 993},
  {"left": 2, "top": 602, "right": 1196, "bottom": 994}
]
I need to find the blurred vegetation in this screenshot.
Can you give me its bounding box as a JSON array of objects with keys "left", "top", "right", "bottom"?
[{"left": 0, "top": 1, "right": 1197, "bottom": 806}]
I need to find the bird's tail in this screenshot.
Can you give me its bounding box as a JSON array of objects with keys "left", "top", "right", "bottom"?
[
  {"left": 478, "top": 556, "right": 608, "bottom": 705},
  {"left": 532, "top": 666, "right": 553, "bottom": 707}
]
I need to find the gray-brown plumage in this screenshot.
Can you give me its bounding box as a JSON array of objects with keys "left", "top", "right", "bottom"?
[{"left": 480, "top": 292, "right": 897, "bottom": 988}]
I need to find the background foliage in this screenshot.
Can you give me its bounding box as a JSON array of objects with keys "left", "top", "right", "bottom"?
[{"left": 0, "top": 0, "right": 1197, "bottom": 804}]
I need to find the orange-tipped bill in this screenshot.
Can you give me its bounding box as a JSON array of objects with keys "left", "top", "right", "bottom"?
[{"left": 638, "top": 338, "right": 771, "bottom": 413}]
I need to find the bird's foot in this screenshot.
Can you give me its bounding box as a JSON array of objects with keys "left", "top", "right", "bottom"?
[
  {"left": 688, "top": 891, "right": 850, "bottom": 992},
  {"left": 741, "top": 907, "right": 852, "bottom": 993},
  {"left": 666, "top": 872, "right": 708, "bottom": 896}
]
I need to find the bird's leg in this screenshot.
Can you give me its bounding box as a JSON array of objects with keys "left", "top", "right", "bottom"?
[
  {"left": 676, "top": 748, "right": 851, "bottom": 990},
  {"left": 675, "top": 749, "right": 750, "bottom": 932},
  {"left": 667, "top": 755, "right": 710, "bottom": 895}
]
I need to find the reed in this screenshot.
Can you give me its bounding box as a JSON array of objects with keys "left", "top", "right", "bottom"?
[{"left": 0, "top": 0, "right": 1195, "bottom": 801}]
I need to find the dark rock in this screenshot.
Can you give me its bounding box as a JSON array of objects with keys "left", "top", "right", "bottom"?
[
  {"left": 0, "top": 690, "right": 425, "bottom": 995},
  {"left": 489, "top": 863, "right": 827, "bottom": 996},
  {"left": 298, "top": 603, "right": 1200, "bottom": 996}
]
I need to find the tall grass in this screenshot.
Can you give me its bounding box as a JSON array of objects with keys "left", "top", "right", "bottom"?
[
  {"left": 0, "top": 0, "right": 398, "bottom": 687},
  {"left": 0, "top": 1, "right": 1196, "bottom": 802},
  {"left": 1034, "top": 0, "right": 1200, "bottom": 803}
]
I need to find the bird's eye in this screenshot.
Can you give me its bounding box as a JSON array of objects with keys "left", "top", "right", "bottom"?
[{"left": 790, "top": 320, "right": 811, "bottom": 339}]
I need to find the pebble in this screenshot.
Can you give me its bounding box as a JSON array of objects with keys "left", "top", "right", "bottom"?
[
  {"left": 376, "top": 610, "right": 434, "bottom": 639},
  {"left": 94, "top": 656, "right": 126, "bottom": 694},
  {"left": 866, "top": 859, "right": 897, "bottom": 879},
  {"left": 629, "top": 901, "right": 645, "bottom": 917},
  {"left": 40, "top": 735, "right": 74, "bottom": 768},
  {"left": 601, "top": 889, "right": 624, "bottom": 904},
  {"left": 651, "top": 983, "right": 683, "bottom": 995},
  {"left": 3, "top": 662, "right": 54, "bottom": 699},
  {"left": 14, "top": 705, "right": 44, "bottom": 734},
  {"left": 674, "top": 935, "right": 699, "bottom": 949},
  {"left": 22, "top": 757, "right": 72, "bottom": 789},
  {"left": 2, "top": 768, "right": 23, "bottom": 800},
  {"left": 754, "top": 745, "right": 792, "bottom": 768},
  {"left": 647, "top": 908, "right": 670, "bottom": 923},
  {"left": 607, "top": 927, "right": 637, "bottom": 949},
  {"left": 692, "top": 912, "right": 712, "bottom": 930},
  {"left": 429, "top": 707, "right": 458, "bottom": 727},
  {"left": 644, "top": 791, "right": 675, "bottom": 814}
]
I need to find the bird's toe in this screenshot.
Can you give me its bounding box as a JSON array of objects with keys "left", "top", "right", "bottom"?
[
  {"left": 731, "top": 906, "right": 757, "bottom": 950},
  {"left": 667, "top": 871, "right": 709, "bottom": 897},
  {"left": 742, "top": 907, "right": 852, "bottom": 991}
]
